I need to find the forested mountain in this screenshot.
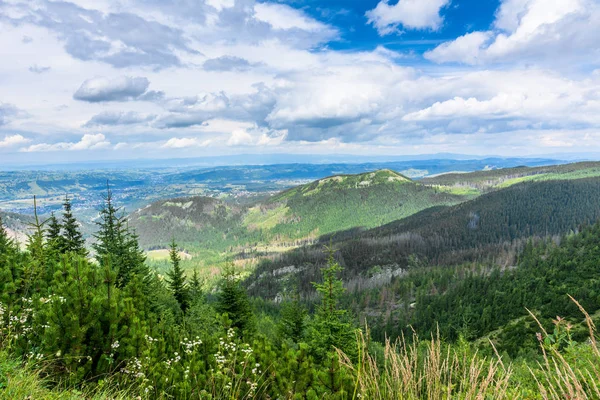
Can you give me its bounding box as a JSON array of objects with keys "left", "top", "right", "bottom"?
[
  {"left": 246, "top": 178, "right": 600, "bottom": 300},
  {"left": 129, "top": 170, "right": 471, "bottom": 273}
]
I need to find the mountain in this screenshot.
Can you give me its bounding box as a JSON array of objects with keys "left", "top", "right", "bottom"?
[
  {"left": 421, "top": 161, "right": 600, "bottom": 192},
  {"left": 245, "top": 177, "right": 600, "bottom": 299},
  {"left": 129, "top": 170, "right": 472, "bottom": 270},
  {"left": 0, "top": 211, "right": 32, "bottom": 244}
]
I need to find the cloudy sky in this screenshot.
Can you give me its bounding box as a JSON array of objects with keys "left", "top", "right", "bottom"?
[{"left": 0, "top": 0, "right": 599, "bottom": 164}]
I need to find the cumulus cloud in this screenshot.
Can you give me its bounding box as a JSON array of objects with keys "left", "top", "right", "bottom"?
[
  {"left": 22, "top": 134, "right": 111, "bottom": 152},
  {"left": 155, "top": 87, "right": 276, "bottom": 129},
  {"left": 2, "top": 0, "right": 600, "bottom": 158},
  {"left": 203, "top": 56, "right": 256, "bottom": 72},
  {"left": 84, "top": 111, "right": 155, "bottom": 127},
  {"left": 74, "top": 77, "right": 151, "bottom": 102},
  {"left": 1, "top": 1, "right": 196, "bottom": 68},
  {"left": 0, "top": 134, "right": 30, "bottom": 148},
  {"left": 425, "top": 0, "right": 600, "bottom": 66},
  {"left": 366, "top": 0, "right": 450, "bottom": 35}
]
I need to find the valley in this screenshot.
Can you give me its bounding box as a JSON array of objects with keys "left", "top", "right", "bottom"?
[{"left": 3, "top": 158, "right": 600, "bottom": 399}]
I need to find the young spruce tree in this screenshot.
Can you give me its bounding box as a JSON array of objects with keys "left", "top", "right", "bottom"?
[
  {"left": 166, "top": 238, "right": 189, "bottom": 313},
  {"left": 93, "top": 184, "right": 146, "bottom": 288},
  {"left": 61, "top": 196, "right": 87, "bottom": 256},
  {"left": 217, "top": 264, "right": 255, "bottom": 337}
]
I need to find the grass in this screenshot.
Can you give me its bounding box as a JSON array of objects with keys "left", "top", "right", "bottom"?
[
  {"left": 339, "top": 331, "right": 512, "bottom": 400},
  {"left": 428, "top": 184, "right": 481, "bottom": 197},
  {"left": 146, "top": 249, "right": 192, "bottom": 261},
  {"left": 339, "top": 296, "right": 600, "bottom": 399},
  {"left": 0, "top": 351, "right": 133, "bottom": 400},
  {"left": 496, "top": 168, "right": 600, "bottom": 188},
  {"left": 2, "top": 297, "right": 599, "bottom": 399},
  {"left": 243, "top": 204, "right": 289, "bottom": 231}
]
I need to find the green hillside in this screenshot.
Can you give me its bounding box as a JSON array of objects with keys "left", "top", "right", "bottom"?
[
  {"left": 129, "top": 170, "right": 471, "bottom": 275},
  {"left": 248, "top": 169, "right": 468, "bottom": 239},
  {"left": 421, "top": 161, "right": 600, "bottom": 192}
]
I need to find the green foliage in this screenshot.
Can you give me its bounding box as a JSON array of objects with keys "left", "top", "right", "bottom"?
[
  {"left": 307, "top": 245, "right": 359, "bottom": 398},
  {"left": 166, "top": 239, "right": 189, "bottom": 313},
  {"left": 216, "top": 266, "right": 255, "bottom": 337},
  {"left": 278, "top": 294, "right": 307, "bottom": 343},
  {"left": 4, "top": 171, "right": 600, "bottom": 399},
  {"left": 60, "top": 196, "right": 87, "bottom": 256},
  {"left": 93, "top": 186, "right": 147, "bottom": 288}
]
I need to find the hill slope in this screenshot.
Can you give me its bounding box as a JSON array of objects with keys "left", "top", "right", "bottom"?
[
  {"left": 421, "top": 161, "right": 600, "bottom": 192},
  {"left": 130, "top": 170, "right": 472, "bottom": 272},
  {"left": 246, "top": 177, "right": 600, "bottom": 298}
]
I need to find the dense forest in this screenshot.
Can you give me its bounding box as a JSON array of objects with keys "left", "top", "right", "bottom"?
[
  {"left": 247, "top": 178, "right": 600, "bottom": 299},
  {"left": 1, "top": 183, "right": 600, "bottom": 398}
]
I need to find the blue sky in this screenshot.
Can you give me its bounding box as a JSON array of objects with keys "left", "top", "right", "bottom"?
[{"left": 0, "top": 0, "right": 599, "bottom": 164}]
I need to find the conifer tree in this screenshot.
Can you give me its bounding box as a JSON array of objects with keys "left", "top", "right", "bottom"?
[
  {"left": 189, "top": 268, "right": 203, "bottom": 299},
  {"left": 61, "top": 195, "right": 87, "bottom": 256},
  {"left": 166, "top": 239, "right": 189, "bottom": 313},
  {"left": 278, "top": 285, "right": 307, "bottom": 342},
  {"left": 0, "top": 214, "right": 17, "bottom": 305},
  {"left": 94, "top": 184, "right": 146, "bottom": 288},
  {"left": 309, "top": 245, "right": 357, "bottom": 356},
  {"left": 26, "top": 196, "right": 46, "bottom": 264},
  {"left": 46, "top": 212, "right": 63, "bottom": 249},
  {"left": 217, "top": 265, "right": 255, "bottom": 337}
]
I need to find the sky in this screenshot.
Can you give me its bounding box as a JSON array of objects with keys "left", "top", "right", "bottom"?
[{"left": 0, "top": 0, "right": 599, "bottom": 164}]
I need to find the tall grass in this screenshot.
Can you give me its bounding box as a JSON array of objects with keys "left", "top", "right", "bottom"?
[
  {"left": 339, "top": 296, "right": 600, "bottom": 400},
  {"left": 338, "top": 330, "right": 511, "bottom": 400},
  {"left": 527, "top": 295, "right": 600, "bottom": 400},
  {"left": 0, "top": 350, "right": 133, "bottom": 400}
]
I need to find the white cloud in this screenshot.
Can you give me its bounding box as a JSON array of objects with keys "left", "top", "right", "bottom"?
[
  {"left": 254, "top": 2, "right": 333, "bottom": 32},
  {"left": 74, "top": 76, "right": 151, "bottom": 102},
  {"left": 227, "top": 126, "right": 287, "bottom": 146},
  {"left": 22, "top": 134, "right": 110, "bottom": 152},
  {"left": 422, "top": 32, "right": 492, "bottom": 64},
  {"left": 425, "top": 0, "right": 600, "bottom": 66},
  {"left": 366, "top": 0, "right": 450, "bottom": 35},
  {"left": 1, "top": 0, "right": 600, "bottom": 160},
  {"left": 227, "top": 129, "right": 254, "bottom": 146},
  {"left": 0, "top": 134, "right": 30, "bottom": 148},
  {"left": 162, "top": 137, "right": 211, "bottom": 149}
]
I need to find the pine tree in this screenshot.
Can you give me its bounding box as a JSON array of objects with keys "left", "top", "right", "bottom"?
[
  {"left": 278, "top": 287, "right": 306, "bottom": 343},
  {"left": 26, "top": 196, "right": 46, "bottom": 264},
  {"left": 309, "top": 245, "right": 357, "bottom": 356},
  {"left": 189, "top": 268, "right": 203, "bottom": 299},
  {"left": 46, "top": 212, "right": 64, "bottom": 255},
  {"left": 217, "top": 265, "right": 255, "bottom": 337},
  {"left": 166, "top": 239, "right": 189, "bottom": 313},
  {"left": 94, "top": 184, "right": 146, "bottom": 288},
  {"left": 61, "top": 195, "right": 87, "bottom": 256}
]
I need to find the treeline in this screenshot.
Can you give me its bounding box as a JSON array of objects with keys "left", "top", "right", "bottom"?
[{"left": 402, "top": 223, "right": 600, "bottom": 357}]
